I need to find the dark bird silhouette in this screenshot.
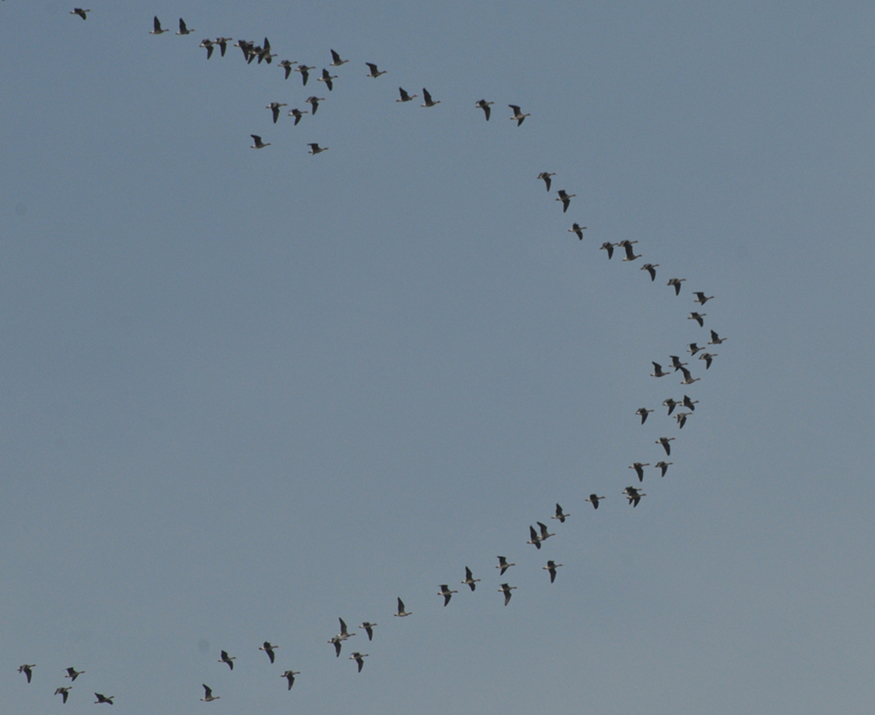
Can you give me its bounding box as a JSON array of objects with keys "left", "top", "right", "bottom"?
[
  {"left": 623, "top": 486, "right": 645, "bottom": 507},
  {"left": 308, "top": 143, "right": 329, "bottom": 155},
  {"left": 498, "top": 583, "right": 517, "bottom": 606},
  {"left": 65, "top": 667, "right": 85, "bottom": 681},
  {"left": 55, "top": 687, "right": 71, "bottom": 703},
  {"left": 641, "top": 263, "right": 659, "bottom": 280},
  {"left": 330, "top": 49, "right": 348, "bottom": 66},
  {"left": 176, "top": 18, "right": 193, "bottom": 35},
  {"left": 149, "top": 16, "right": 168, "bottom": 34},
  {"left": 537, "top": 172, "right": 556, "bottom": 191},
  {"left": 496, "top": 556, "right": 515, "bottom": 575},
  {"left": 266, "top": 102, "right": 287, "bottom": 123},
  {"left": 281, "top": 670, "right": 300, "bottom": 690},
  {"left": 360, "top": 622, "right": 377, "bottom": 640},
  {"left": 462, "top": 566, "right": 480, "bottom": 591},
  {"left": 586, "top": 494, "right": 605, "bottom": 509},
  {"left": 699, "top": 352, "right": 717, "bottom": 369},
  {"left": 708, "top": 330, "right": 727, "bottom": 345},
  {"left": 543, "top": 560, "right": 562, "bottom": 583},
  {"left": 288, "top": 108, "right": 308, "bottom": 125},
  {"left": 600, "top": 242, "right": 616, "bottom": 259},
  {"left": 305, "top": 96, "right": 325, "bottom": 115},
  {"left": 318, "top": 68, "right": 337, "bottom": 91},
  {"left": 636, "top": 407, "right": 654, "bottom": 424},
  {"left": 688, "top": 312, "right": 706, "bottom": 327},
  {"left": 551, "top": 503, "right": 570, "bottom": 523},
  {"left": 421, "top": 88, "right": 441, "bottom": 107},
  {"left": 656, "top": 437, "right": 675, "bottom": 455},
  {"left": 250, "top": 135, "right": 270, "bottom": 149},
  {"left": 682, "top": 395, "right": 698, "bottom": 411},
  {"left": 555, "top": 189, "right": 576, "bottom": 213},
  {"left": 476, "top": 99, "right": 494, "bottom": 120},
  {"left": 527, "top": 525, "right": 542, "bottom": 549},
  {"left": 17, "top": 665, "right": 34, "bottom": 683},
  {"left": 651, "top": 362, "right": 671, "bottom": 378},
  {"left": 396, "top": 87, "right": 418, "bottom": 102},
  {"left": 663, "top": 397, "right": 680, "bottom": 415},
  {"left": 296, "top": 64, "right": 315, "bottom": 85},
  {"left": 394, "top": 597, "right": 412, "bottom": 617},
  {"left": 667, "top": 277, "right": 686, "bottom": 295},
  {"left": 366, "top": 62, "right": 386, "bottom": 78},
  {"left": 629, "top": 462, "right": 650, "bottom": 482},
  {"left": 199, "top": 38, "right": 214, "bottom": 59},
  {"left": 94, "top": 693, "right": 114, "bottom": 705},
  {"left": 259, "top": 641, "right": 278, "bottom": 663},
  {"left": 694, "top": 292, "right": 714, "bottom": 305},
  {"left": 70, "top": 8, "right": 90, "bottom": 20},
  {"left": 655, "top": 461, "right": 672, "bottom": 477},
  {"left": 279, "top": 59, "right": 297, "bottom": 79},
  {"left": 200, "top": 684, "right": 220, "bottom": 702},
  {"left": 350, "top": 652, "right": 368, "bottom": 672},
  {"left": 438, "top": 584, "right": 458, "bottom": 606},
  {"left": 569, "top": 223, "right": 587, "bottom": 239},
  {"left": 508, "top": 104, "right": 531, "bottom": 125},
  {"left": 218, "top": 651, "right": 235, "bottom": 670}
]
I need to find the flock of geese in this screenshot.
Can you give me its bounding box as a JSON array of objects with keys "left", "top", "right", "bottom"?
[{"left": 13, "top": 7, "right": 728, "bottom": 707}]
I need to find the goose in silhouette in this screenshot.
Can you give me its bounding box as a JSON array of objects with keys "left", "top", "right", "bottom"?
[
  {"left": 498, "top": 583, "right": 517, "bottom": 606},
  {"left": 675, "top": 412, "right": 691, "bottom": 429},
  {"left": 218, "top": 651, "right": 235, "bottom": 670},
  {"left": 279, "top": 59, "right": 297, "bottom": 79},
  {"left": 552, "top": 503, "right": 570, "bottom": 523},
  {"left": 176, "top": 18, "right": 193, "bottom": 35},
  {"left": 438, "top": 584, "right": 459, "bottom": 606},
  {"left": 199, "top": 39, "right": 214, "bottom": 59},
  {"left": 687, "top": 343, "right": 704, "bottom": 356},
  {"left": 527, "top": 525, "right": 542, "bottom": 549},
  {"left": 537, "top": 521, "right": 555, "bottom": 541},
  {"left": 623, "top": 486, "right": 645, "bottom": 507},
  {"left": 149, "top": 16, "right": 167, "bottom": 34},
  {"left": 462, "top": 566, "right": 480, "bottom": 591},
  {"left": 70, "top": 8, "right": 90, "bottom": 20},
  {"left": 288, "top": 108, "right": 308, "bottom": 125},
  {"left": 421, "top": 88, "right": 441, "bottom": 107},
  {"left": 621, "top": 241, "right": 641, "bottom": 261},
  {"left": 234, "top": 39, "right": 253, "bottom": 61},
  {"left": 508, "top": 104, "right": 531, "bottom": 125},
  {"left": 663, "top": 398, "right": 680, "bottom": 415},
  {"left": 18, "top": 664, "right": 35, "bottom": 683},
  {"left": 698, "top": 352, "right": 717, "bottom": 369},
  {"left": 655, "top": 461, "right": 673, "bottom": 477},
  {"left": 360, "top": 622, "right": 377, "bottom": 640},
  {"left": 544, "top": 560, "right": 562, "bottom": 583},
  {"left": 641, "top": 263, "right": 659, "bottom": 280},
  {"left": 636, "top": 407, "right": 654, "bottom": 424},
  {"left": 55, "top": 687, "right": 72, "bottom": 703},
  {"left": 281, "top": 670, "right": 300, "bottom": 690},
  {"left": 667, "top": 277, "right": 686, "bottom": 295},
  {"left": 693, "top": 292, "right": 714, "bottom": 305},
  {"left": 629, "top": 462, "right": 650, "bottom": 482},
  {"left": 682, "top": 395, "right": 698, "bottom": 411},
  {"left": 396, "top": 87, "right": 418, "bottom": 102},
  {"left": 305, "top": 96, "right": 325, "bottom": 115},
  {"left": 537, "top": 172, "right": 556, "bottom": 191},
  {"left": 496, "top": 556, "right": 515, "bottom": 575},
  {"left": 250, "top": 135, "right": 270, "bottom": 149},
  {"left": 366, "top": 62, "right": 386, "bottom": 78},
  {"left": 65, "top": 667, "right": 85, "bottom": 681},
  {"left": 394, "top": 597, "right": 412, "bottom": 617},
  {"left": 200, "top": 685, "right": 220, "bottom": 702},
  {"left": 350, "top": 652, "right": 368, "bottom": 672},
  {"left": 215, "top": 37, "right": 232, "bottom": 56},
  {"left": 266, "top": 102, "right": 287, "bottom": 123},
  {"left": 94, "top": 693, "right": 114, "bottom": 705},
  {"left": 586, "top": 494, "right": 606, "bottom": 509},
  {"left": 708, "top": 330, "right": 727, "bottom": 345},
  {"left": 651, "top": 362, "right": 671, "bottom": 378},
  {"left": 679, "top": 367, "right": 700, "bottom": 385},
  {"left": 318, "top": 68, "right": 337, "bottom": 91},
  {"left": 258, "top": 39, "right": 275, "bottom": 64},
  {"left": 330, "top": 49, "right": 348, "bottom": 66},
  {"left": 337, "top": 618, "right": 356, "bottom": 640},
  {"left": 688, "top": 312, "right": 706, "bottom": 327},
  {"left": 656, "top": 436, "right": 675, "bottom": 455},
  {"left": 669, "top": 355, "right": 687, "bottom": 371},
  {"left": 296, "top": 65, "right": 315, "bottom": 85},
  {"left": 600, "top": 242, "right": 617, "bottom": 259},
  {"left": 555, "top": 190, "right": 576, "bottom": 213},
  {"left": 476, "top": 99, "right": 494, "bottom": 120},
  {"left": 259, "top": 641, "right": 278, "bottom": 663},
  {"left": 308, "top": 143, "right": 328, "bottom": 155},
  {"left": 569, "top": 223, "right": 587, "bottom": 239},
  {"left": 328, "top": 635, "right": 343, "bottom": 657}
]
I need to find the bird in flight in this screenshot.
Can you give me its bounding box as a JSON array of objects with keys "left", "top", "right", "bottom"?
[
  {"left": 600, "top": 242, "right": 616, "bottom": 259},
  {"left": 305, "top": 96, "right": 325, "bottom": 115},
  {"left": 296, "top": 64, "right": 315, "bottom": 85},
  {"left": 538, "top": 172, "right": 556, "bottom": 191},
  {"left": 258, "top": 641, "right": 278, "bottom": 663},
  {"left": 94, "top": 693, "right": 114, "bottom": 705},
  {"left": 70, "top": 8, "right": 90, "bottom": 20},
  {"left": 655, "top": 461, "right": 673, "bottom": 477},
  {"left": 55, "top": 687, "right": 72, "bottom": 703},
  {"left": 266, "top": 102, "right": 287, "bottom": 123},
  {"left": 218, "top": 650, "right": 235, "bottom": 670},
  {"left": 65, "top": 667, "right": 85, "bottom": 681},
  {"left": 527, "top": 525, "right": 543, "bottom": 550},
  {"left": 17, "top": 664, "right": 35, "bottom": 683},
  {"left": 656, "top": 436, "right": 675, "bottom": 455},
  {"left": 699, "top": 352, "right": 717, "bottom": 369},
  {"left": 476, "top": 99, "right": 494, "bottom": 120},
  {"left": 498, "top": 583, "right": 518, "bottom": 606},
  {"left": 396, "top": 87, "right": 418, "bottom": 102},
  {"left": 281, "top": 670, "right": 300, "bottom": 690},
  {"left": 629, "top": 462, "right": 650, "bottom": 482},
  {"left": 635, "top": 407, "right": 653, "bottom": 424},
  {"left": 394, "top": 597, "right": 412, "bottom": 617},
  {"left": 421, "top": 88, "right": 441, "bottom": 107},
  {"left": 688, "top": 312, "right": 706, "bottom": 327},
  {"left": 149, "top": 16, "right": 168, "bottom": 35},
  {"left": 200, "top": 685, "right": 220, "bottom": 702},
  {"left": 569, "top": 223, "right": 587, "bottom": 239},
  {"left": 650, "top": 362, "right": 671, "bottom": 378},
  {"left": 318, "top": 68, "right": 338, "bottom": 91},
  {"left": 667, "top": 277, "right": 686, "bottom": 295},
  {"left": 543, "top": 560, "right": 563, "bottom": 583},
  {"left": 708, "top": 330, "right": 727, "bottom": 345},
  {"left": 496, "top": 556, "right": 515, "bottom": 575},
  {"left": 288, "top": 107, "right": 308, "bottom": 125},
  {"left": 176, "top": 18, "right": 193, "bottom": 35},
  {"left": 279, "top": 59, "right": 297, "bottom": 79},
  {"left": 359, "top": 622, "right": 377, "bottom": 640},
  {"left": 366, "top": 62, "right": 387, "bottom": 78},
  {"left": 552, "top": 503, "right": 570, "bottom": 523},
  {"left": 555, "top": 190, "right": 576, "bottom": 213},
  {"left": 308, "top": 143, "right": 329, "bottom": 155},
  {"left": 508, "top": 104, "right": 531, "bottom": 125},
  {"left": 586, "top": 494, "right": 605, "bottom": 509},
  {"left": 250, "top": 135, "right": 270, "bottom": 149},
  {"left": 641, "top": 263, "right": 659, "bottom": 280},
  {"left": 462, "top": 566, "right": 480, "bottom": 591},
  {"left": 438, "top": 584, "right": 459, "bottom": 606},
  {"left": 200, "top": 39, "right": 214, "bottom": 59},
  {"left": 330, "top": 49, "right": 348, "bottom": 66},
  {"left": 693, "top": 292, "right": 714, "bottom": 305},
  {"left": 623, "top": 486, "right": 645, "bottom": 507},
  {"left": 349, "top": 652, "right": 368, "bottom": 672}
]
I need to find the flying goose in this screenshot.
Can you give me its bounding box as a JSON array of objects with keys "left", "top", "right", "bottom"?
[
  {"left": 688, "top": 312, "right": 706, "bottom": 327},
  {"left": 600, "top": 242, "right": 617, "bottom": 259},
  {"left": 305, "top": 96, "right": 324, "bottom": 115},
  {"left": 337, "top": 617, "right": 356, "bottom": 640},
  {"left": 496, "top": 556, "right": 515, "bottom": 575},
  {"left": 586, "top": 493, "right": 606, "bottom": 509},
  {"left": 461, "top": 566, "right": 480, "bottom": 591},
  {"left": 438, "top": 584, "right": 459, "bottom": 606},
  {"left": 663, "top": 397, "right": 680, "bottom": 415},
  {"left": 708, "top": 330, "right": 727, "bottom": 345},
  {"left": 508, "top": 104, "right": 531, "bottom": 125},
  {"left": 635, "top": 407, "right": 654, "bottom": 424},
  {"left": 655, "top": 461, "right": 673, "bottom": 477},
  {"left": 55, "top": 687, "right": 72, "bottom": 703},
  {"left": 258, "top": 641, "right": 278, "bottom": 663},
  {"left": 698, "top": 352, "right": 717, "bottom": 369},
  {"left": 308, "top": 143, "right": 329, "bottom": 155},
  {"left": 250, "top": 135, "right": 270, "bottom": 149},
  {"left": 65, "top": 667, "right": 85, "bottom": 681},
  {"left": 498, "top": 583, "right": 517, "bottom": 606},
  {"left": 199, "top": 39, "right": 214, "bottom": 59},
  {"left": 656, "top": 436, "right": 675, "bottom": 455},
  {"left": 679, "top": 367, "right": 700, "bottom": 386},
  {"left": 176, "top": 18, "right": 193, "bottom": 35},
  {"left": 687, "top": 342, "right": 704, "bottom": 356},
  {"left": 366, "top": 62, "right": 386, "bottom": 78},
  {"left": 359, "top": 622, "right": 377, "bottom": 640},
  {"left": 288, "top": 108, "right": 308, "bottom": 125},
  {"left": 693, "top": 292, "right": 714, "bottom": 305},
  {"left": 651, "top": 362, "right": 671, "bottom": 378},
  {"left": 476, "top": 99, "right": 494, "bottom": 120},
  {"left": 257, "top": 38, "right": 275, "bottom": 64},
  {"left": 396, "top": 87, "right": 418, "bottom": 102},
  {"left": 94, "top": 693, "right": 114, "bottom": 704},
  {"left": 621, "top": 241, "right": 641, "bottom": 261},
  {"left": 682, "top": 395, "right": 698, "bottom": 411},
  {"left": 543, "top": 560, "right": 562, "bottom": 583},
  {"left": 215, "top": 37, "right": 232, "bottom": 56},
  {"left": 70, "top": 8, "right": 90, "bottom": 20},
  {"left": 279, "top": 59, "right": 298, "bottom": 79},
  {"left": 629, "top": 462, "right": 650, "bottom": 482},
  {"left": 330, "top": 49, "right": 348, "bottom": 66},
  {"left": 218, "top": 650, "right": 235, "bottom": 670},
  {"left": 526, "top": 525, "right": 542, "bottom": 549},
  {"left": 667, "top": 277, "right": 686, "bottom": 295},
  {"left": 569, "top": 223, "right": 587, "bottom": 239},
  {"left": 551, "top": 503, "right": 570, "bottom": 523},
  {"left": 537, "top": 521, "right": 555, "bottom": 541},
  {"left": 641, "top": 263, "right": 659, "bottom": 280},
  {"left": 318, "top": 68, "right": 337, "bottom": 91},
  {"left": 200, "top": 685, "right": 220, "bottom": 702},
  {"left": 149, "top": 16, "right": 167, "bottom": 34},
  {"left": 234, "top": 39, "right": 254, "bottom": 61},
  {"left": 18, "top": 664, "right": 35, "bottom": 682},
  {"left": 669, "top": 355, "right": 688, "bottom": 371},
  {"left": 421, "top": 88, "right": 441, "bottom": 107},
  {"left": 281, "top": 670, "right": 300, "bottom": 690},
  {"left": 555, "top": 190, "right": 576, "bottom": 213},
  {"left": 296, "top": 65, "right": 315, "bottom": 85},
  {"left": 328, "top": 635, "right": 343, "bottom": 657},
  {"left": 537, "top": 172, "right": 556, "bottom": 191},
  {"left": 349, "top": 652, "right": 368, "bottom": 672},
  {"left": 623, "top": 486, "right": 645, "bottom": 507},
  {"left": 394, "top": 597, "right": 412, "bottom": 617},
  {"left": 266, "top": 102, "right": 287, "bottom": 123},
  {"left": 675, "top": 412, "right": 692, "bottom": 429}
]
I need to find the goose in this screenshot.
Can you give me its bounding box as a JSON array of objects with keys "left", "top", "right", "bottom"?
[
  {"left": 338, "top": 617, "right": 356, "bottom": 640},
  {"left": 537, "top": 521, "right": 555, "bottom": 541},
  {"left": 688, "top": 312, "right": 706, "bottom": 327},
  {"left": 247, "top": 44, "right": 263, "bottom": 64},
  {"left": 288, "top": 108, "right": 308, "bottom": 125},
  {"left": 359, "top": 622, "right": 377, "bottom": 640},
  {"left": 543, "top": 560, "right": 563, "bottom": 583},
  {"left": 669, "top": 355, "right": 687, "bottom": 371},
  {"left": 330, "top": 49, "right": 348, "bottom": 66},
  {"left": 421, "top": 88, "right": 441, "bottom": 107},
  {"left": 621, "top": 242, "right": 641, "bottom": 261},
  {"left": 508, "top": 104, "right": 531, "bottom": 125},
  {"left": 396, "top": 87, "right": 418, "bottom": 102},
  {"left": 586, "top": 493, "right": 606, "bottom": 509},
  {"left": 687, "top": 342, "right": 704, "bottom": 356},
  {"left": 215, "top": 37, "right": 232, "bottom": 56},
  {"left": 651, "top": 362, "right": 671, "bottom": 378},
  {"left": 498, "top": 583, "right": 517, "bottom": 606},
  {"left": 551, "top": 503, "right": 570, "bottom": 523},
  {"left": 629, "top": 462, "right": 650, "bottom": 482},
  {"left": 308, "top": 143, "right": 329, "bottom": 155},
  {"left": 70, "top": 8, "right": 90, "bottom": 20},
  {"left": 65, "top": 667, "right": 85, "bottom": 681},
  {"left": 199, "top": 38, "right": 214, "bottom": 59},
  {"left": 675, "top": 412, "right": 692, "bottom": 429},
  {"left": 266, "top": 102, "right": 287, "bottom": 123},
  {"left": 55, "top": 687, "right": 72, "bottom": 703},
  {"left": 623, "top": 486, "right": 645, "bottom": 507},
  {"left": 279, "top": 59, "right": 298, "bottom": 79},
  {"left": 475, "top": 99, "right": 494, "bottom": 120},
  {"left": 296, "top": 65, "right": 315, "bottom": 85},
  {"left": 663, "top": 398, "right": 680, "bottom": 415},
  {"left": 318, "top": 68, "right": 337, "bottom": 91},
  {"left": 200, "top": 685, "right": 220, "bottom": 703},
  {"left": 656, "top": 436, "right": 675, "bottom": 455},
  {"left": 693, "top": 292, "right": 714, "bottom": 305},
  {"left": 257, "top": 38, "right": 275, "bottom": 64},
  {"left": 94, "top": 693, "right": 114, "bottom": 705},
  {"left": 537, "top": 172, "right": 556, "bottom": 191},
  {"left": 328, "top": 635, "right": 343, "bottom": 657},
  {"left": 600, "top": 242, "right": 617, "bottom": 259},
  {"left": 569, "top": 223, "right": 587, "bottom": 239},
  {"left": 258, "top": 641, "right": 278, "bottom": 663},
  {"left": 682, "top": 395, "right": 698, "bottom": 411},
  {"left": 667, "top": 277, "right": 686, "bottom": 295},
  {"left": 234, "top": 39, "right": 254, "bottom": 61},
  {"left": 281, "top": 670, "right": 300, "bottom": 690},
  {"left": 655, "top": 461, "right": 673, "bottom": 477},
  {"left": 149, "top": 16, "right": 167, "bottom": 34},
  {"left": 698, "top": 352, "right": 717, "bottom": 369},
  {"left": 526, "top": 525, "right": 542, "bottom": 549},
  {"left": 349, "top": 652, "right": 368, "bottom": 672},
  {"left": 366, "top": 62, "right": 386, "bottom": 78},
  {"left": 679, "top": 367, "right": 700, "bottom": 385},
  {"left": 176, "top": 18, "right": 193, "bottom": 35},
  {"left": 635, "top": 407, "right": 654, "bottom": 424},
  {"left": 305, "top": 96, "right": 325, "bottom": 115},
  {"left": 461, "top": 566, "right": 481, "bottom": 591},
  {"left": 218, "top": 651, "right": 235, "bottom": 670},
  {"left": 555, "top": 190, "right": 576, "bottom": 213},
  {"left": 18, "top": 664, "right": 35, "bottom": 682},
  {"left": 394, "top": 597, "right": 412, "bottom": 617},
  {"left": 438, "top": 584, "right": 459, "bottom": 606},
  {"left": 641, "top": 263, "right": 659, "bottom": 280},
  {"left": 708, "top": 330, "right": 727, "bottom": 345},
  {"left": 250, "top": 135, "right": 270, "bottom": 149},
  {"left": 496, "top": 556, "right": 515, "bottom": 575}
]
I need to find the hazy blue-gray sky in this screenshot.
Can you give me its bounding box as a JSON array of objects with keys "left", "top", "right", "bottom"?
[{"left": 3, "top": 2, "right": 875, "bottom": 714}]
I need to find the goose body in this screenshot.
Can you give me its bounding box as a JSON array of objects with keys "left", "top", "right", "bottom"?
[
  {"left": 266, "top": 102, "right": 287, "bottom": 123},
  {"left": 296, "top": 65, "right": 315, "bottom": 85},
  {"left": 94, "top": 693, "right": 114, "bottom": 704},
  {"left": 623, "top": 486, "right": 645, "bottom": 507},
  {"left": 543, "top": 560, "right": 562, "bottom": 583},
  {"left": 215, "top": 37, "right": 232, "bottom": 56},
  {"left": 259, "top": 641, "right": 278, "bottom": 663},
  {"left": 693, "top": 292, "right": 714, "bottom": 305},
  {"left": 281, "top": 670, "right": 300, "bottom": 690},
  {"left": 496, "top": 556, "right": 515, "bottom": 575},
  {"left": 476, "top": 99, "right": 494, "bottom": 120},
  {"left": 600, "top": 242, "right": 616, "bottom": 259},
  {"left": 55, "top": 687, "right": 71, "bottom": 703},
  {"left": 360, "top": 622, "right": 377, "bottom": 640},
  {"left": 199, "top": 39, "right": 214, "bottom": 59},
  {"left": 462, "top": 566, "right": 480, "bottom": 591},
  {"left": 699, "top": 352, "right": 717, "bottom": 369},
  {"left": 651, "top": 362, "right": 671, "bottom": 378},
  {"left": 308, "top": 143, "right": 329, "bottom": 155},
  {"left": 288, "top": 108, "right": 308, "bottom": 125},
  {"left": 279, "top": 59, "right": 298, "bottom": 79},
  {"left": 656, "top": 437, "right": 675, "bottom": 455},
  {"left": 71, "top": 8, "right": 90, "bottom": 20},
  {"left": 396, "top": 87, "right": 418, "bottom": 102},
  {"left": 318, "top": 68, "right": 337, "bottom": 91},
  {"left": 569, "top": 223, "right": 587, "bottom": 239},
  {"left": 555, "top": 190, "right": 576, "bottom": 213},
  {"left": 250, "top": 135, "right": 270, "bottom": 149},
  {"left": 421, "top": 88, "right": 441, "bottom": 107},
  {"left": 655, "top": 461, "right": 673, "bottom": 477},
  {"left": 508, "top": 104, "right": 531, "bottom": 125},
  {"left": 688, "top": 312, "right": 706, "bottom": 327},
  {"left": 350, "top": 652, "right": 368, "bottom": 672},
  {"left": 149, "top": 16, "right": 167, "bottom": 34},
  {"left": 629, "top": 462, "right": 650, "bottom": 482},
  {"left": 18, "top": 664, "right": 35, "bottom": 683},
  {"left": 586, "top": 494, "right": 605, "bottom": 509},
  {"left": 682, "top": 395, "right": 698, "bottom": 411},
  {"left": 218, "top": 650, "right": 235, "bottom": 670},
  {"left": 675, "top": 412, "right": 691, "bottom": 429},
  {"left": 305, "top": 96, "right": 324, "bottom": 114},
  {"left": 641, "top": 263, "right": 659, "bottom": 280},
  {"left": 679, "top": 367, "right": 700, "bottom": 385},
  {"left": 176, "top": 18, "right": 193, "bottom": 35},
  {"left": 527, "top": 525, "right": 542, "bottom": 549},
  {"left": 667, "top": 277, "right": 686, "bottom": 295},
  {"left": 394, "top": 597, "right": 412, "bottom": 617},
  {"left": 200, "top": 685, "right": 220, "bottom": 702},
  {"left": 635, "top": 407, "right": 653, "bottom": 424},
  {"left": 330, "top": 49, "right": 348, "bottom": 66},
  {"left": 708, "top": 330, "right": 727, "bottom": 345},
  {"left": 65, "top": 667, "right": 85, "bottom": 681},
  {"left": 552, "top": 503, "right": 570, "bottom": 523},
  {"left": 438, "top": 584, "right": 459, "bottom": 606},
  {"left": 663, "top": 398, "right": 680, "bottom": 415},
  {"left": 537, "top": 521, "right": 555, "bottom": 541},
  {"left": 537, "top": 172, "right": 556, "bottom": 191},
  {"left": 498, "top": 583, "right": 517, "bottom": 606},
  {"left": 366, "top": 62, "right": 386, "bottom": 78}
]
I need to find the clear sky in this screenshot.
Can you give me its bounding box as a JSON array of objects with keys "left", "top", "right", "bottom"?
[{"left": 3, "top": 2, "right": 875, "bottom": 714}]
